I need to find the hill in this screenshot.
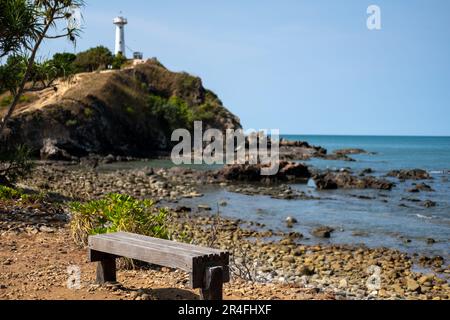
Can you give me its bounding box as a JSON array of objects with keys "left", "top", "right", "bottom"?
[{"left": 0, "top": 59, "right": 241, "bottom": 159}]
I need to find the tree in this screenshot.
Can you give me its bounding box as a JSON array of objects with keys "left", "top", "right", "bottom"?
[
  {"left": 51, "top": 52, "right": 77, "bottom": 77},
  {"left": 112, "top": 52, "right": 127, "bottom": 70},
  {"left": 74, "top": 46, "right": 113, "bottom": 72},
  {"left": 0, "top": 0, "right": 37, "bottom": 58},
  {"left": 0, "top": 0, "right": 84, "bottom": 136}
]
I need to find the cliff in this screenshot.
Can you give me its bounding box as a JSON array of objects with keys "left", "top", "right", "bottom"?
[{"left": 0, "top": 59, "right": 241, "bottom": 158}]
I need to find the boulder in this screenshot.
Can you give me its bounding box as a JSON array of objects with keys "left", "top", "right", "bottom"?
[
  {"left": 40, "top": 139, "right": 74, "bottom": 161},
  {"left": 387, "top": 169, "right": 431, "bottom": 180},
  {"left": 217, "top": 161, "right": 311, "bottom": 182},
  {"left": 333, "top": 148, "right": 372, "bottom": 155},
  {"left": 408, "top": 183, "right": 435, "bottom": 193},
  {"left": 312, "top": 172, "right": 393, "bottom": 190}
]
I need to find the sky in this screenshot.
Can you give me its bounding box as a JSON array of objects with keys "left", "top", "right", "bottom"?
[{"left": 39, "top": 0, "right": 450, "bottom": 136}]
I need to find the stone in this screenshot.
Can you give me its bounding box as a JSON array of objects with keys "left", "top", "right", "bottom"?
[
  {"left": 39, "top": 226, "right": 55, "bottom": 233},
  {"left": 218, "top": 200, "right": 228, "bottom": 207},
  {"left": 298, "top": 266, "right": 315, "bottom": 276},
  {"left": 197, "top": 204, "right": 212, "bottom": 211},
  {"left": 392, "top": 284, "right": 405, "bottom": 295},
  {"left": 282, "top": 256, "right": 296, "bottom": 264},
  {"left": 285, "top": 216, "right": 298, "bottom": 224},
  {"left": 339, "top": 279, "right": 348, "bottom": 289},
  {"left": 312, "top": 226, "right": 335, "bottom": 238},
  {"left": 406, "top": 278, "right": 420, "bottom": 292},
  {"left": 423, "top": 200, "right": 437, "bottom": 208}
]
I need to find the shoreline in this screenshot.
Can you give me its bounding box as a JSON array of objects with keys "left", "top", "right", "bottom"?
[{"left": 1, "top": 161, "right": 447, "bottom": 300}]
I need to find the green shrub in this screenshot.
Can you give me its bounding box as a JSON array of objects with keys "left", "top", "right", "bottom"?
[
  {"left": 69, "top": 194, "right": 171, "bottom": 247},
  {"left": 65, "top": 119, "right": 78, "bottom": 127},
  {"left": 0, "top": 185, "right": 21, "bottom": 199},
  {"left": 83, "top": 107, "right": 94, "bottom": 118},
  {"left": 112, "top": 53, "right": 127, "bottom": 70},
  {"left": 146, "top": 94, "right": 194, "bottom": 131}
]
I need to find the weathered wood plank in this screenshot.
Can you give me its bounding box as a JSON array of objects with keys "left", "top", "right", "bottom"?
[
  {"left": 89, "top": 236, "right": 195, "bottom": 271},
  {"left": 91, "top": 234, "right": 202, "bottom": 260},
  {"left": 100, "top": 232, "right": 226, "bottom": 255},
  {"left": 101, "top": 233, "right": 203, "bottom": 257}
]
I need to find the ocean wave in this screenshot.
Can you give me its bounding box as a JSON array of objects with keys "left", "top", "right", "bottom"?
[{"left": 416, "top": 214, "right": 433, "bottom": 220}]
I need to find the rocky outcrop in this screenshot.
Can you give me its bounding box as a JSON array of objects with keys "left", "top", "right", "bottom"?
[
  {"left": 333, "top": 148, "right": 374, "bottom": 156},
  {"left": 279, "top": 139, "right": 327, "bottom": 161},
  {"left": 312, "top": 172, "right": 394, "bottom": 190},
  {"left": 2, "top": 59, "right": 241, "bottom": 158},
  {"left": 407, "top": 183, "right": 435, "bottom": 193},
  {"left": 387, "top": 169, "right": 431, "bottom": 180},
  {"left": 216, "top": 161, "right": 311, "bottom": 182}
]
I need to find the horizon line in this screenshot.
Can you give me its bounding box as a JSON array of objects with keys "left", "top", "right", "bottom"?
[{"left": 279, "top": 133, "right": 450, "bottom": 138}]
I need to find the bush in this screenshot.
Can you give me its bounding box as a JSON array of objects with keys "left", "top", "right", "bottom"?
[
  {"left": 74, "top": 46, "right": 113, "bottom": 73},
  {"left": 69, "top": 194, "right": 171, "bottom": 247},
  {"left": 146, "top": 94, "right": 194, "bottom": 132},
  {"left": 0, "top": 185, "right": 45, "bottom": 203},
  {"left": 0, "top": 145, "right": 34, "bottom": 186},
  {"left": 112, "top": 53, "right": 127, "bottom": 70},
  {"left": 0, "top": 185, "right": 21, "bottom": 199}
]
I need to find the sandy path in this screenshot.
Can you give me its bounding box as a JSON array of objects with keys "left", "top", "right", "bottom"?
[{"left": 0, "top": 229, "right": 332, "bottom": 300}]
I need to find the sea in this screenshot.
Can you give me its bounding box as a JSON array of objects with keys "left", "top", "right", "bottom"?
[{"left": 104, "top": 135, "right": 450, "bottom": 260}]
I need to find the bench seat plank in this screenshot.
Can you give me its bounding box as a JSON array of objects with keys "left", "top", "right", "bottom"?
[{"left": 111, "top": 232, "right": 226, "bottom": 255}]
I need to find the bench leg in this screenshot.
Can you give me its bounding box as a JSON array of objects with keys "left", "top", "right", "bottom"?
[
  {"left": 200, "top": 266, "right": 223, "bottom": 301},
  {"left": 96, "top": 258, "right": 116, "bottom": 284}
]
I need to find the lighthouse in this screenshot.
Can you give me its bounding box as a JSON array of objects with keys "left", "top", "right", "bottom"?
[{"left": 113, "top": 16, "right": 127, "bottom": 57}]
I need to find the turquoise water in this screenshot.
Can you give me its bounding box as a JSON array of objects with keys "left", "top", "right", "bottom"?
[
  {"left": 283, "top": 135, "right": 450, "bottom": 173},
  {"left": 184, "top": 135, "right": 450, "bottom": 258}
]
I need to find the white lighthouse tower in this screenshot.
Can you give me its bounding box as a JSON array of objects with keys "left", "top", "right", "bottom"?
[{"left": 113, "top": 16, "right": 127, "bottom": 57}]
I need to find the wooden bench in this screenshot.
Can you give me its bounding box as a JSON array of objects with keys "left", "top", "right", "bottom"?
[{"left": 88, "top": 232, "right": 230, "bottom": 300}]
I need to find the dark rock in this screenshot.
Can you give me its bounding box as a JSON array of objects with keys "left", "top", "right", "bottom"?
[
  {"left": 298, "top": 266, "right": 315, "bottom": 276},
  {"left": 333, "top": 148, "right": 372, "bottom": 155},
  {"left": 387, "top": 169, "right": 431, "bottom": 180},
  {"left": 407, "top": 183, "right": 435, "bottom": 193},
  {"left": 285, "top": 216, "right": 298, "bottom": 225},
  {"left": 174, "top": 206, "right": 192, "bottom": 213},
  {"left": 360, "top": 168, "right": 374, "bottom": 176},
  {"left": 423, "top": 200, "right": 437, "bottom": 208},
  {"left": 217, "top": 161, "right": 311, "bottom": 182},
  {"left": 312, "top": 226, "right": 335, "bottom": 238},
  {"left": 312, "top": 172, "right": 393, "bottom": 190},
  {"left": 317, "top": 153, "right": 356, "bottom": 162}
]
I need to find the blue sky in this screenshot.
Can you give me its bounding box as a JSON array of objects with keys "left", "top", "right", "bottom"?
[{"left": 40, "top": 0, "right": 450, "bottom": 136}]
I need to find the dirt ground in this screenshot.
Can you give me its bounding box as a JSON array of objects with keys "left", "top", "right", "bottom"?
[{"left": 0, "top": 229, "right": 333, "bottom": 300}]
